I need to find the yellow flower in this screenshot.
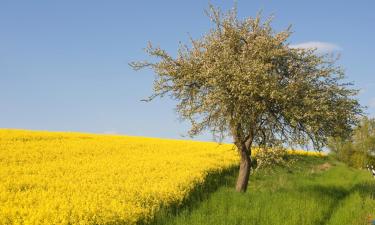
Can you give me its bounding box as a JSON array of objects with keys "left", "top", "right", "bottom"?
[
  {"left": 0, "top": 129, "right": 324, "bottom": 224},
  {"left": 0, "top": 129, "right": 237, "bottom": 224}
]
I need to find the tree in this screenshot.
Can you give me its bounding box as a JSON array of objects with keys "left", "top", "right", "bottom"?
[
  {"left": 130, "top": 5, "right": 362, "bottom": 192},
  {"left": 328, "top": 117, "right": 375, "bottom": 168}
]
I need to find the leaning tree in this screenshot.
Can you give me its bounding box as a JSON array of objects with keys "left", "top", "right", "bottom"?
[{"left": 130, "top": 5, "right": 362, "bottom": 192}]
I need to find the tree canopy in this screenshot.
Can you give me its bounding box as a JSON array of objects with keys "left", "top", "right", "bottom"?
[{"left": 130, "top": 5, "right": 362, "bottom": 192}]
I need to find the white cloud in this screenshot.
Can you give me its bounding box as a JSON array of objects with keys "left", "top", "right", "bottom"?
[{"left": 289, "top": 41, "right": 341, "bottom": 53}]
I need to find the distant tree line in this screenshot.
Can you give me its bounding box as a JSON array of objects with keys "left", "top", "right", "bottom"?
[{"left": 328, "top": 117, "right": 375, "bottom": 168}]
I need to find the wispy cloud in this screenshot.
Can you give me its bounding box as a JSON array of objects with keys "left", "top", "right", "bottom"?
[
  {"left": 290, "top": 41, "right": 342, "bottom": 54},
  {"left": 357, "top": 82, "right": 375, "bottom": 95},
  {"left": 369, "top": 99, "right": 375, "bottom": 118},
  {"left": 369, "top": 98, "right": 375, "bottom": 108},
  {"left": 103, "top": 130, "right": 119, "bottom": 135}
]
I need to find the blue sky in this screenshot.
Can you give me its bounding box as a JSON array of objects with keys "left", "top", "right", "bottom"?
[{"left": 1, "top": 1, "right": 374, "bottom": 141}]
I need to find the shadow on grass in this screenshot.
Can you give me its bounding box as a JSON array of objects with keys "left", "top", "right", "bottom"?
[
  {"left": 137, "top": 165, "right": 239, "bottom": 225},
  {"left": 299, "top": 185, "right": 349, "bottom": 200},
  {"left": 298, "top": 185, "right": 349, "bottom": 225},
  {"left": 351, "top": 182, "right": 375, "bottom": 198},
  {"left": 298, "top": 181, "right": 375, "bottom": 225}
]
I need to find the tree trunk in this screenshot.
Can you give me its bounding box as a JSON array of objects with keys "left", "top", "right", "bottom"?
[{"left": 235, "top": 145, "right": 251, "bottom": 192}]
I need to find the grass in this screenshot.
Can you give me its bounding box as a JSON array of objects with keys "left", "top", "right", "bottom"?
[{"left": 150, "top": 156, "right": 375, "bottom": 225}]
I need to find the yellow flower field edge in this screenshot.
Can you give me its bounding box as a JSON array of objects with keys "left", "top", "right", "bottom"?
[
  {"left": 0, "top": 129, "right": 325, "bottom": 224},
  {"left": 250, "top": 148, "right": 326, "bottom": 158},
  {"left": 286, "top": 149, "right": 326, "bottom": 157}
]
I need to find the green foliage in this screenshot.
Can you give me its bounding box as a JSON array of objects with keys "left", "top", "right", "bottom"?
[
  {"left": 328, "top": 117, "right": 375, "bottom": 168},
  {"left": 150, "top": 157, "right": 375, "bottom": 225},
  {"left": 130, "top": 4, "right": 362, "bottom": 152}
]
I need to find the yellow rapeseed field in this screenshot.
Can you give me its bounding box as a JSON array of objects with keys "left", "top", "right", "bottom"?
[
  {"left": 0, "top": 129, "right": 325, "bottom": 224},
  {"left": 286, "top": 149, "right": 326, "bottom": 157},
  {"left": 0, "top": 129, "right": 238, "bottom": 224}
]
